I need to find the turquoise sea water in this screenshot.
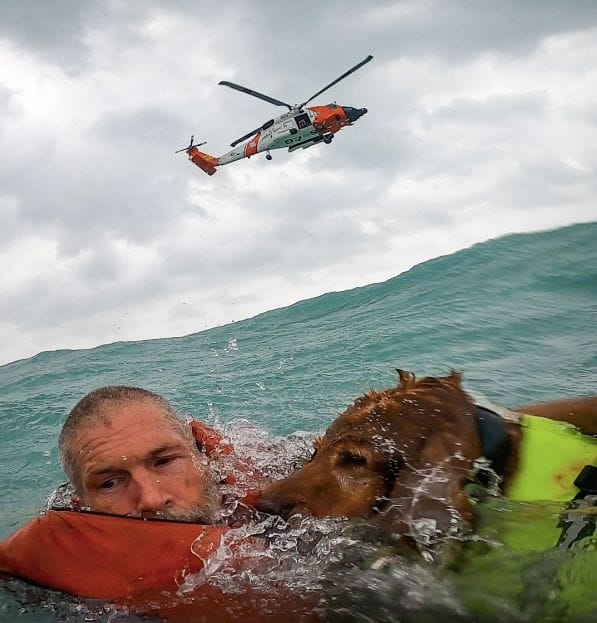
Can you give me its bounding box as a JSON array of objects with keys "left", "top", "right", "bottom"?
[{"left": 1, "top": 222, "right": 596, "bottom": 622}]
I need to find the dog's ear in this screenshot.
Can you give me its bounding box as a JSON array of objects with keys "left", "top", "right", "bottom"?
[
  {"left": 446, "top": 369, "right": 463, "bottom": 387},
  {"left": 396, "top": 369, "right": 416, "bottom": 390}
]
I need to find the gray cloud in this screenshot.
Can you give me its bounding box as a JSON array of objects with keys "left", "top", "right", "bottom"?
[
  {"left": 0, "top": 1, "right": 91, "bottom": 72},
  {"left": 0, "top": 1, "right": 596, "bottom": 365}
]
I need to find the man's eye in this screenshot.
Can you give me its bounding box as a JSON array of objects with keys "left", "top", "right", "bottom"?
[
  {"left": 154, "top": 456, "right": 176, "bottom": 467},
  {"left": 99, "top": 478, "right": 118, "bottom": 490}
]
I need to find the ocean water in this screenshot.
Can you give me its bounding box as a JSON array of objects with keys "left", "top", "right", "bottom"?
[{"left": 0, "top": 221, "right": 596, "bottom": 622}]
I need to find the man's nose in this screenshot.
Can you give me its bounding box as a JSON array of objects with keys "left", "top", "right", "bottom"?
[{"left": 134, "top": 472, "right": 172, "bottom": 515}]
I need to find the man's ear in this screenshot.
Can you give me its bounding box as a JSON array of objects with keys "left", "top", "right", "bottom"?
[{"left": 70, "top": 494, "right": 82, "bottom": 509}]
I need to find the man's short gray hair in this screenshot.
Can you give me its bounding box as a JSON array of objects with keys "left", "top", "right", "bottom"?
[{"left": 59, "top": 386, "right": 193, "bottom": 490}]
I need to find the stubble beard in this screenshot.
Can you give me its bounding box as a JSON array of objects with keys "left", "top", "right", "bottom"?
[{"left": 155, "top": 468, "right": 221, "bottom": 524}]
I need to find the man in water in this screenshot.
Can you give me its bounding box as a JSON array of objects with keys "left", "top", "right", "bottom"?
[
  {"left": 0, "top": 385, "right": 276, "bottom": 605},
  {"left": 0, "top": 390, "right": 320, "bottom": 619},
  {"left": 58, "top": 385, "right": 221, "bottom": 522}
]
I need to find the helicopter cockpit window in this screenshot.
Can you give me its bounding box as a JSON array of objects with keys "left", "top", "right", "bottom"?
[
  {"left": 294, "top": 113, "right": 312, "bottom": 129},
  {"left": 262, "top": 119, "right": 275, "bottom": 130}
]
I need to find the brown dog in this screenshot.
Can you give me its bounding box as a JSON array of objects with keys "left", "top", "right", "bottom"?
[{"left": 257, "top": 370, "right": 597, "bottom": 547}]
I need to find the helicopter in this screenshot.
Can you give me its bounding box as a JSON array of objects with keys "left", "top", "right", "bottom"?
[{"left": 177, "top": 55, "right": 373, "bottom": 175}]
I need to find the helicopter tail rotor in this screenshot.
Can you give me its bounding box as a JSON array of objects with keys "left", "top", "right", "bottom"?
[
  {"left": 176, "top": 135, "right": 218, "bottom": 175},
  {"left": 175, "top": 135, "right": 208, "bottom": 154}
]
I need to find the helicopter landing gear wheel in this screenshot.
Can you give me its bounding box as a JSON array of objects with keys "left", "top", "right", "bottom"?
[
  {"left": 266, "top": 152, "right": 272, "bottom": 160},
  {"left": 323, "top": 134, "right": 333, "bottom": 144}
]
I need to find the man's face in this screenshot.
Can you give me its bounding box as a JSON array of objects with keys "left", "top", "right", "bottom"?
[{"left": 71, "top": 398, "right": 216, "bottom": 520}]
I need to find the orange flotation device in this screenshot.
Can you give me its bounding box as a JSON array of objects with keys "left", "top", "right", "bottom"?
[
  {"left": 0, "top": 422, "right": 267, "bottom": 604},
  {"left": 0, "top": 509, "right": 228, "bottom": 599}
]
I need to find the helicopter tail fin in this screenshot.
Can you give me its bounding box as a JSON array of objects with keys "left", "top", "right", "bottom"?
[{"left": 188, "top": 147, "right": 219, "bottom": 175}]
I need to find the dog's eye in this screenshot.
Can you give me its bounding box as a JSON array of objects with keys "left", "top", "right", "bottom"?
[{"left": 339, "top": 451, "right": 368, "bottom": 467}]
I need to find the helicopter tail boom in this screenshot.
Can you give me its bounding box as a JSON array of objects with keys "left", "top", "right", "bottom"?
[{"left": 188, "top": 147, "right": 219, "bottom": 175}]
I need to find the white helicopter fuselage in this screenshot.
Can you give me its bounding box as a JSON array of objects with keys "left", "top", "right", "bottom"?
[
  {"left": 216, "top": 103, "right": 368, "bottom": 168},
  {"left": 218, "top": 108, "right": 320, "bottom": 165}
]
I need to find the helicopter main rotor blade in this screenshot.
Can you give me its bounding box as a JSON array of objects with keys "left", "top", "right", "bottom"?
[
  {"left": 219, "top": 80, "right": 293, "bottom": 110},
  {"left": 230, "top": 126, "right": 263, "bottom": 148},
  {"left": 299, "top": 54, "right": 373, "bottom": 108}
]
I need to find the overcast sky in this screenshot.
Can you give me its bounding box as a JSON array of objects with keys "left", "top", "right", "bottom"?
[{"left": 1, "top": 1, "right": 596, "bottom": 366}]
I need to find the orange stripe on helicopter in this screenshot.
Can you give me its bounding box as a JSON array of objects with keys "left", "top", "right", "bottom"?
[{"left": 244, "top": 132, "right": 261, "bottom": 158}]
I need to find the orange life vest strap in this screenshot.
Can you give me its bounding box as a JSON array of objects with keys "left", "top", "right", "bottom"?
[{"left": 191, "top": 420, "right": 234, "bottom": 456}]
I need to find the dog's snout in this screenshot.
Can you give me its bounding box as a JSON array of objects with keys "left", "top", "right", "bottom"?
[{"left": 255, "top": 494, "right": 294, "bottom": 518}]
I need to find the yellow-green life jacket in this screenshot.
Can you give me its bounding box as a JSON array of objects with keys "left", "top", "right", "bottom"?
[{"left": 506, "top": 414, "right": 597, "bottom": 502}]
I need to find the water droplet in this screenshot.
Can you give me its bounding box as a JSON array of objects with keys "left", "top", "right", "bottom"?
[{"left": 224, "top": 336, "right": 238, "bottom": 352}]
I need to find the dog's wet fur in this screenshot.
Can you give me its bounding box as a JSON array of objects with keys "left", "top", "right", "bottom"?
[{"left": 257, "top": 370, "right": 596, "bottom": 547}]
